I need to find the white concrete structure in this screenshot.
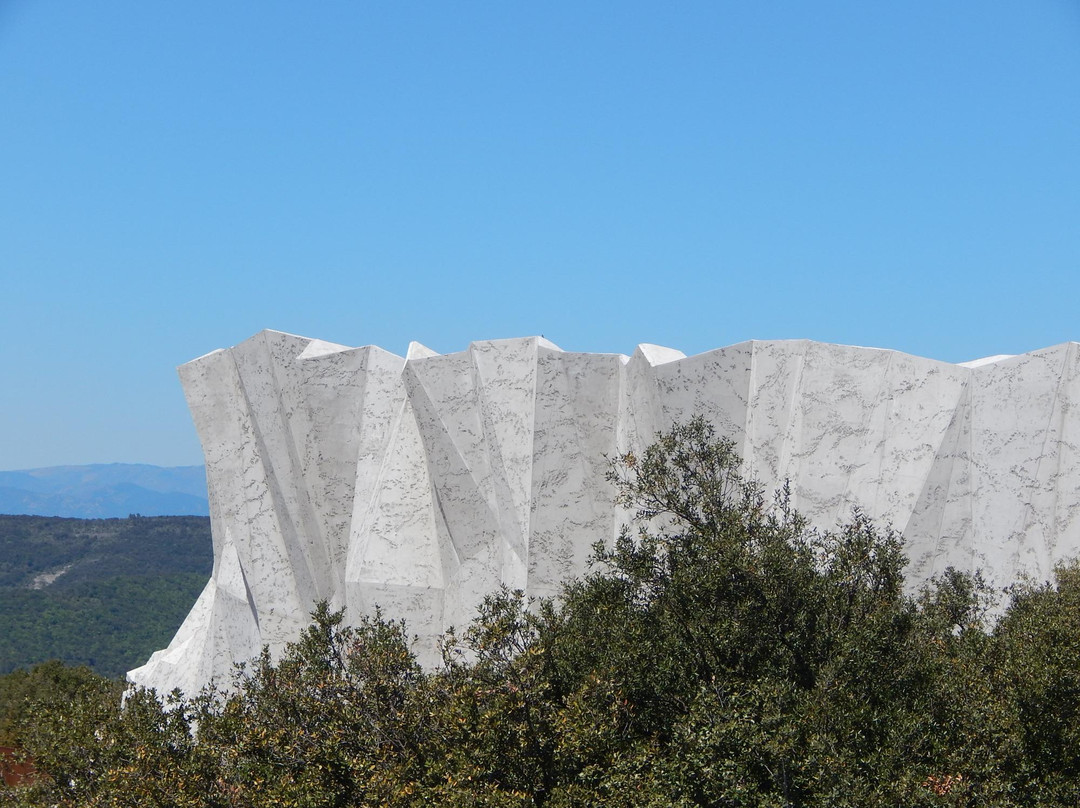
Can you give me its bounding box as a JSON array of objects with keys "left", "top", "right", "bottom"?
[{"left": 129, "top": 332, "right": 1080, "bottom": 696}]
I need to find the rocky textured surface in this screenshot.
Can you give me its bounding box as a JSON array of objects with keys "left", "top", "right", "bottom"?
[{"left": 129, "top": 332, "right": 1080, "bottom": 696}]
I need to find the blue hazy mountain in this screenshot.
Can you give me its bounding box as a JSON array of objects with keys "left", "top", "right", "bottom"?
[{"left": 0, "top": 464, "right": 208, "bottom": 517}]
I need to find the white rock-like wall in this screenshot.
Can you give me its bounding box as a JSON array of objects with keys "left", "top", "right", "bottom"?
[{"left": 129, "top": 332, "right": 1080, "bottom": 696}]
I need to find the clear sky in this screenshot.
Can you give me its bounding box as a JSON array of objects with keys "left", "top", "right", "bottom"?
[{"left": 2, "top": 1, "right": 1078, "bottom": 469}]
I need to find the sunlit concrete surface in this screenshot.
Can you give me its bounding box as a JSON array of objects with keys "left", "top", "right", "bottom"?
[{"left": 129, "top": 332, "right": 1080, "bottom": 696}]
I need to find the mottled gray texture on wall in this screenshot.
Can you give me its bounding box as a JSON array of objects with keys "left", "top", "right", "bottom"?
[{"left": 129, "top": 332, "right": 1080, "bottom": 696}]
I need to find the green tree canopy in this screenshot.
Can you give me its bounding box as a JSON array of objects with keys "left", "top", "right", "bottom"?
[{"left": 5, "top": 418, "right": 1080, "bottom": 806}]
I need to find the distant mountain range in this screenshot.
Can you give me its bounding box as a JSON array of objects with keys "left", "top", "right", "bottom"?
[{"left": 0, "top": 464, "right": 208, "bottom": 518}]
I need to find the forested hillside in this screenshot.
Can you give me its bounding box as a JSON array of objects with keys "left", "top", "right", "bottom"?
[{"left": 0, "top": 515, "right": 212, "bottom": 678}]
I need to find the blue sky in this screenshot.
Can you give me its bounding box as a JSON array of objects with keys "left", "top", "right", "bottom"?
[{"left": 2, "top": 1, "right": 1078, "bottom": 469}]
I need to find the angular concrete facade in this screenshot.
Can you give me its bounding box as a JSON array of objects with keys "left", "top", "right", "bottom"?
[{"left": 129, "top": 332, "right": 1080, "bottom": 696}]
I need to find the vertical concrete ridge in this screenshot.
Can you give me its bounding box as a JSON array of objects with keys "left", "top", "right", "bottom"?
[{"left": 132, "top": 334, "right": 1080, "bottom": 694}]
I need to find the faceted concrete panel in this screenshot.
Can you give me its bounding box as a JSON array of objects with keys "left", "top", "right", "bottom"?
[{"left": 129, "top": 332, "right": 1080, "bottom": 697}]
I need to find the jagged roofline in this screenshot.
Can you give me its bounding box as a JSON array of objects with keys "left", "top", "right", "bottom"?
[{"left": 181, "top": 329, "right": 1071, "bottom": 370}]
